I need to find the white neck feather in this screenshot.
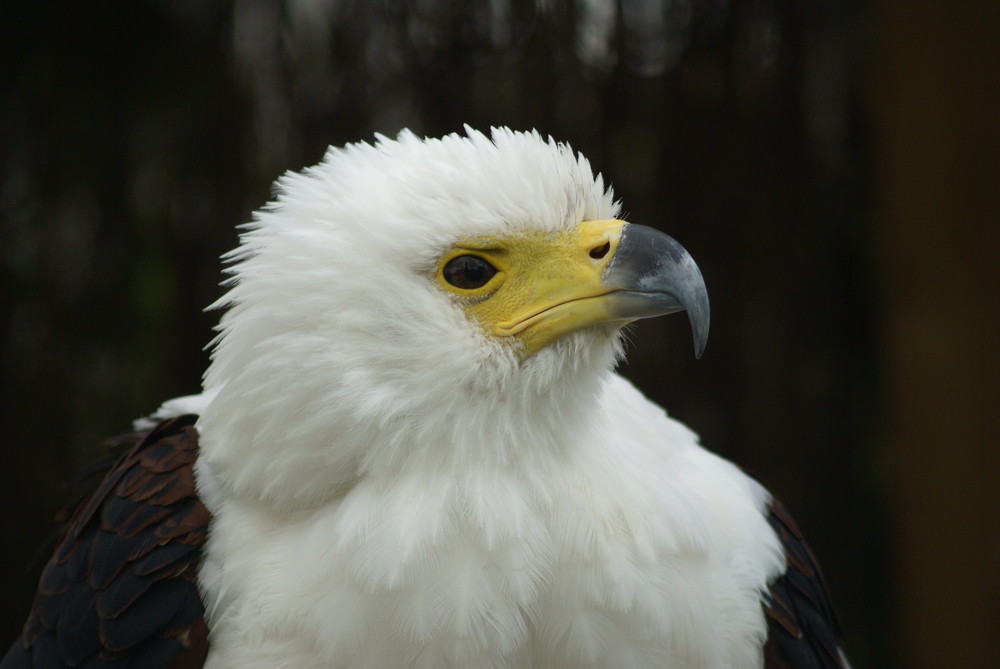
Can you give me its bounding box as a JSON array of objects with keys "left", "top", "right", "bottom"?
[{"left": 196, "top": 322, "right": 623, "bottom": 513}]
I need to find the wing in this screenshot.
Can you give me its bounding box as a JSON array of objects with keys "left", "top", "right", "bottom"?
[
  {"left": 1, "top": 415, "right": 210, "bottom": 669},
  {"left": 762, "top": 495, "right": 849, "bottom": 669}
]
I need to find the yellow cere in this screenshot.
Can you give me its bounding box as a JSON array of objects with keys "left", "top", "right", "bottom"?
[{"left": 436, "top": 219, "right": 628, "bottom": 358}]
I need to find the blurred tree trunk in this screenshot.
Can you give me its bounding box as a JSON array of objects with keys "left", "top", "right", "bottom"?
[{"left": 876, "top": 1, "right": 1000, "bottom": 667}]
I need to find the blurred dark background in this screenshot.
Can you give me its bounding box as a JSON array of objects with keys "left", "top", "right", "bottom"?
[{"left": 2, "top": 1, "right": 996, "bottom": 667}]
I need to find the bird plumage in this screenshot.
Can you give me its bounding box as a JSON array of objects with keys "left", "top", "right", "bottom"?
[
  {"left": 3, "top": 128, "right": 847, "bottom": 668},
  {"left": 3, "top": 416, "right": 208, "bottom": 669}
]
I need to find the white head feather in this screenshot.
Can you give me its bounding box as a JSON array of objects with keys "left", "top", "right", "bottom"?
[{"left": 196, "top": 127, "right": 623, "bottom": 510}]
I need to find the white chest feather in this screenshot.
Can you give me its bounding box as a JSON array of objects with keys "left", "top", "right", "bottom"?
[{"left": 195, "top": 380, "right": 783, "bottom": 669}]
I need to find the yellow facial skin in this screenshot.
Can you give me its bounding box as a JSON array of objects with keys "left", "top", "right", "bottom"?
[{"left": 435, "top": 219, "right": 628, "bottom": 358}]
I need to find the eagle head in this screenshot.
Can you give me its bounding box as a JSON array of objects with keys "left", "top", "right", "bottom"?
[{"left": 195, "top": 127, "right": 708, "bottom": 509}]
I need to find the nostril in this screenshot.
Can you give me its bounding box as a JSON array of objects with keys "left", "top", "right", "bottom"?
[{"left": 589, "top": 241, "right": 611, "bottom": 260}]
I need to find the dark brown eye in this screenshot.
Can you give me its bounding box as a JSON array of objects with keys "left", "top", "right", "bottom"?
[{"left": 442, "top": 255, "right": 497, "bottom": 289}]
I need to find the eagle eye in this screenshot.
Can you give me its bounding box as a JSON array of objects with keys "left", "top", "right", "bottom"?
[{"left": 443, "top": 255, "right": 497, "bottom": 290}]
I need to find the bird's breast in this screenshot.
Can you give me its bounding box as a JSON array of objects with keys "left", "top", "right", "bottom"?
[{"left": 197, "top": 435, "right": 781, "bottom": 669}]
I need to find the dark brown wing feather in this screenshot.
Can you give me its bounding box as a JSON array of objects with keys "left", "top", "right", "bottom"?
[
  {"left": 1, "top": 415, "right": 210, "bottom": 669},
  {"left": 763, "top": 495, "right": 849, "bottom": 669}
]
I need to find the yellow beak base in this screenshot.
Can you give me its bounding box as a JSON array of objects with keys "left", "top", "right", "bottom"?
[{"left": 437, "top": 219, "right": 709, "bottom": 359}]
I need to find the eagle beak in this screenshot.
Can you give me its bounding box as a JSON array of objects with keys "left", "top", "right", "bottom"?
[
  {"left": 466, "top": 219, "right": 709, "bottom": 359},
  {"left": 602, "top": 224, "right": 710, "bottom": 359}
]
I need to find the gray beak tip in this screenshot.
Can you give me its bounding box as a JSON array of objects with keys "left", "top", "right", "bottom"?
[
  {"left": 688, "top": 290, "right": 710, "bottom": 360},
  {"left": 606, "top": 223, "right": 711, "bottom": 360}
]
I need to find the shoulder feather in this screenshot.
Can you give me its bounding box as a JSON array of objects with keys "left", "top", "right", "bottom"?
[
  {"left": 1, "top": 416, "right": 210, "bottom": 669},
  {"left": 762, "top": 495, "right": 849, "bottom": 669}
]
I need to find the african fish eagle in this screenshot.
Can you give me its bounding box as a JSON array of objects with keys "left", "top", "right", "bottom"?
[{"left": 2, "top": 128, "right": 848, "bottom": 669}]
